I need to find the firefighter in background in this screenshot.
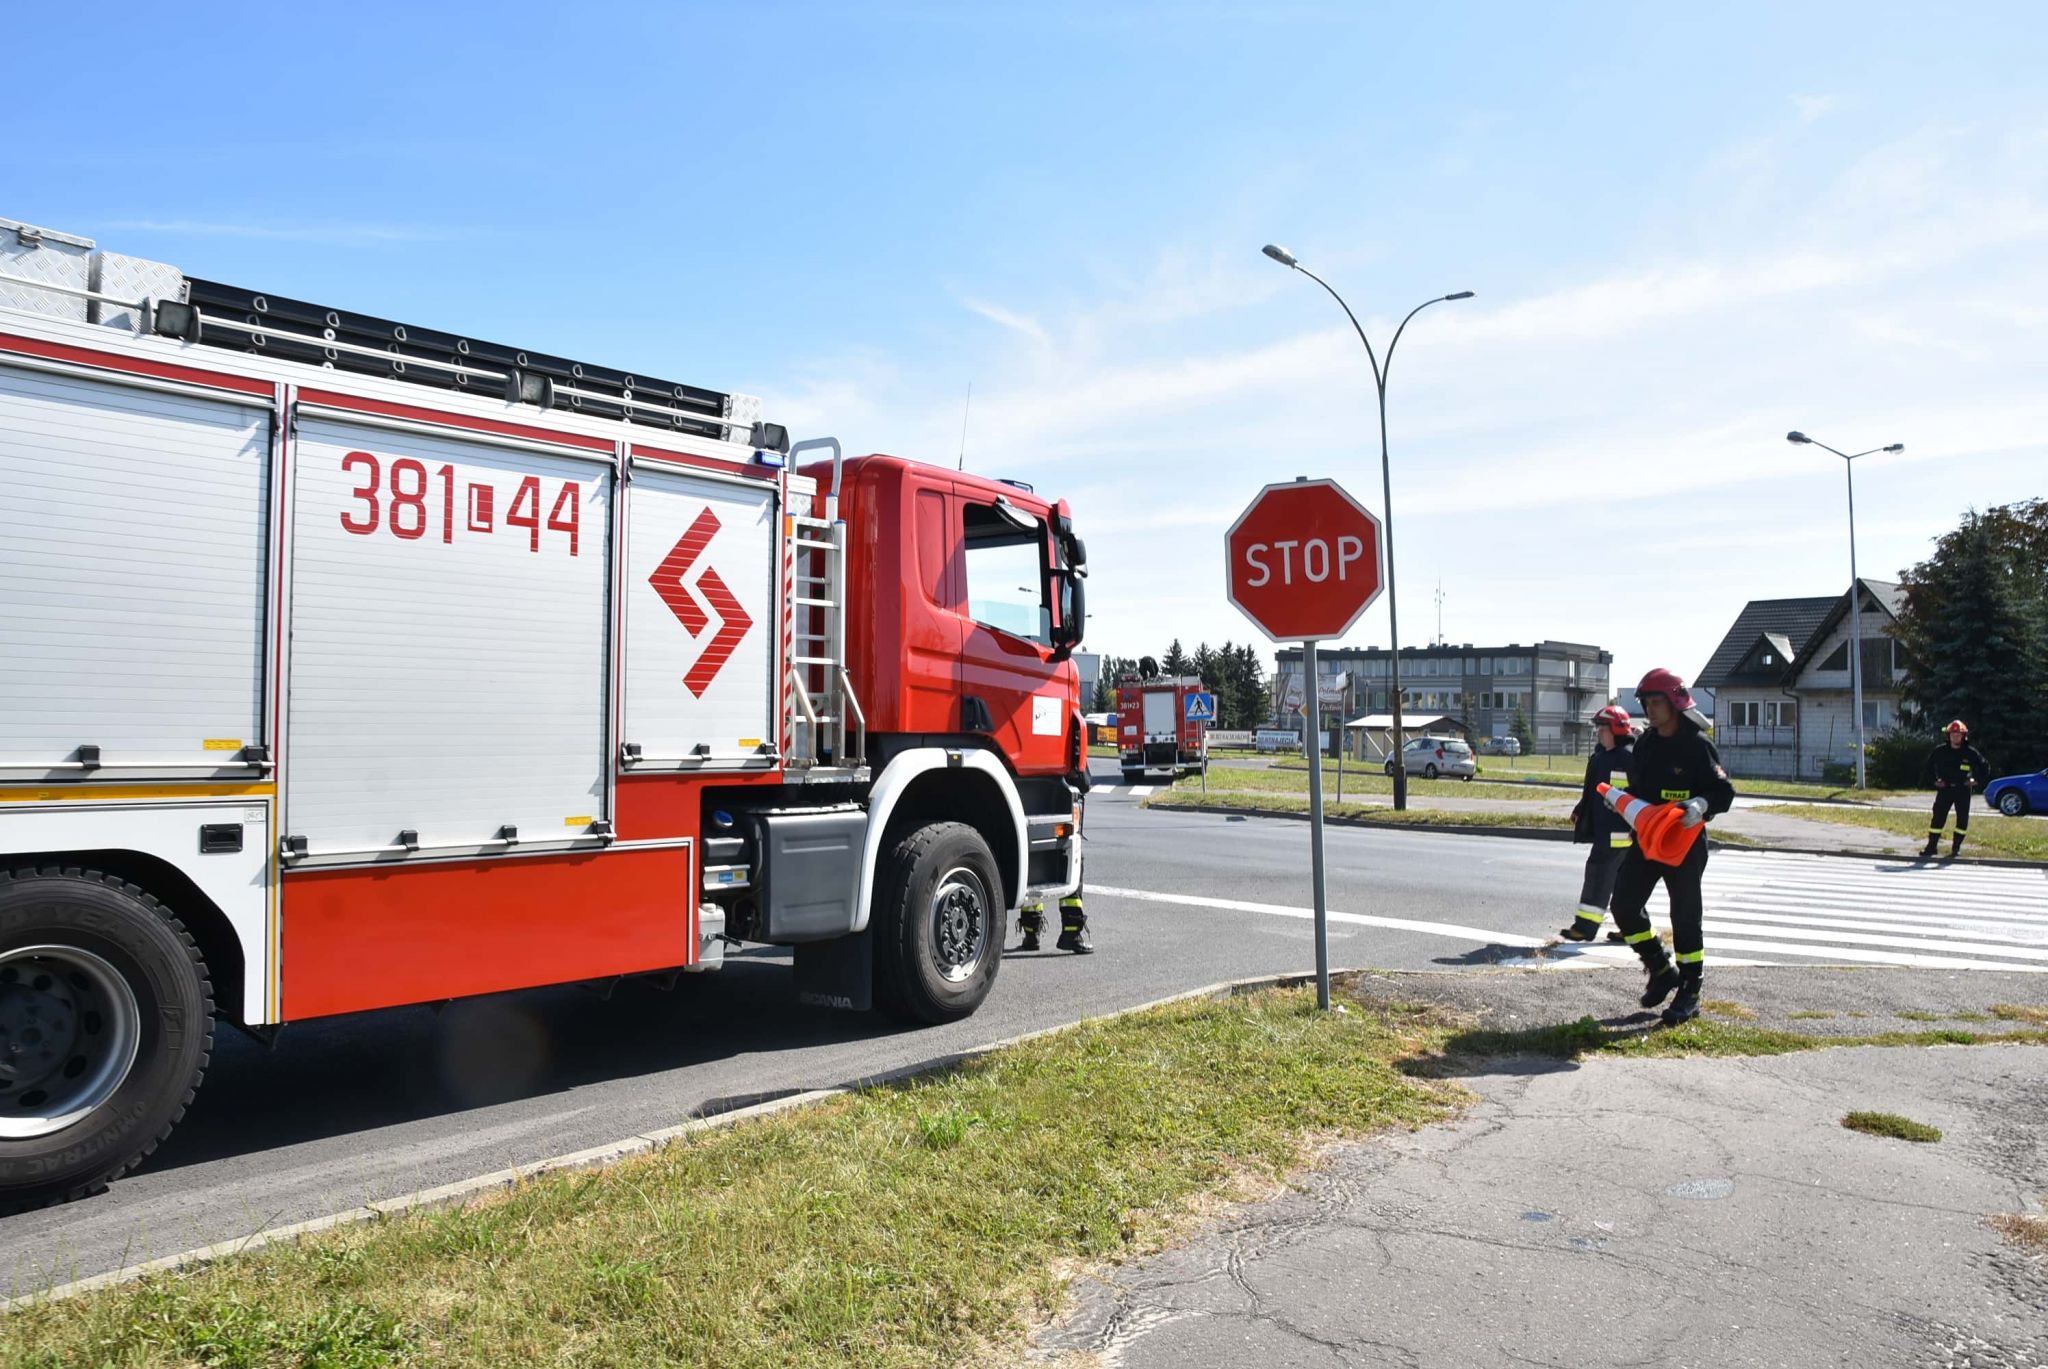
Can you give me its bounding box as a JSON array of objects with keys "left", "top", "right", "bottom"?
[
  {"left": 1606, "top": 669, "right": 1736, "bottom": 1027},
  {"left": 1923, "top": 720, "right": 1990, "bottom": 859},
  {"left": 1558, "top": 705, "right": 1636, "bottom": 942},
  {"left": 1017, "top": 892, "right": 1091, "bottom": 953}
]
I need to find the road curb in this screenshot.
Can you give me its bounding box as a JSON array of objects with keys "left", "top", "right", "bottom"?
[
  {"left": 3, "top": 968, "right": 1356, "bottom": 1312},
  {"left": 1148, "top": 801, "right": 2047, "bottom": 869}
]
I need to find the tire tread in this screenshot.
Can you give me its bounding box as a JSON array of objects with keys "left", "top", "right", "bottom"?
[{"left": 0, "top": 865, "right": 215, "bottom": 1212}]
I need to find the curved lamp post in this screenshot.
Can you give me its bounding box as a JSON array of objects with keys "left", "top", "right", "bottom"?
[
  {"left": 1264, "top": 243, "right": 1471, "bottom": 810},
  {"left": 1786, "top": 431, "right": 1904, "bottom": 790}
]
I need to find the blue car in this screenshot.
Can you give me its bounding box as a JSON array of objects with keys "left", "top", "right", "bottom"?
[{"left": 1984, "top": 768, "right": 2048, "bottom": 817}]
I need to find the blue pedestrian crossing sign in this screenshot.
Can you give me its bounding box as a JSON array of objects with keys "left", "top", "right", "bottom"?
[{"left": 1184, "top": 691, "right": 1217, "bottom": 723}]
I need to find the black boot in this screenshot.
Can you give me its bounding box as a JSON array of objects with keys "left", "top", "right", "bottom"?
[
  {"left": 1056, "top": 899, "right": 1093, "bottom": 954},
  {"left": 1949, "top": 832, "right": 1965, "bottom": 859},
  {"left": 1558, "top": 916, "right": 1601, "bottom": 942},
  {"left": 1920, "top": 833, "right": 1940, "bottom": 859},
  {"left": 1662, "top": 967, "right": 1703, "bottom": 1027},
  {"left": 1018, "top": 906, "right": 1044, "bottom": 952},
  {"left": 1637, "top": 943, "right": 1681, "bottom": 1009}
]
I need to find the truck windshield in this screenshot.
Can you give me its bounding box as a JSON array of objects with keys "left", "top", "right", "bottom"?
[{"left": 963, "top": 502, "right": 1050, "bottom": 644}]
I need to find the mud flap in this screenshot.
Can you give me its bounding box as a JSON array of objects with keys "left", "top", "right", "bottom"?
[{"left": 794, "top": 929, "right": 874, "bottom": 1012}]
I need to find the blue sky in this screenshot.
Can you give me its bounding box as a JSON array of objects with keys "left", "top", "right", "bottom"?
[{"left": 8, "top": 2, "right": 2044, "bottom": 691}]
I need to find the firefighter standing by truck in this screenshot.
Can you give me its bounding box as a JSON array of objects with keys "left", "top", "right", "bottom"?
[
  {"left": 1923, "top": 720, "right": 1990, "bottom": 859},
  {"left": 1558, "top": 705, "right": 1636, "bottom": 943},
  {"left": 1606, "top": 669, "right": 1736, "bottom": 1027}
]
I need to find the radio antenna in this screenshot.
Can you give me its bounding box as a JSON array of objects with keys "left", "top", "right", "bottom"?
[{"left": 957, "top": 381, "right": 973, "bottom": 470}]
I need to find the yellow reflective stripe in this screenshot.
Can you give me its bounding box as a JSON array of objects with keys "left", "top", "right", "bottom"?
[
  {"left": 1573, "top": 910, "right": 1604, "bottom": 924},
  {"left": 0, "top": 781, "right": 276, "bottom": 802},
  {"left": 1659, "top": 788, "right": 1692, "bottom": 801},
  {"left": 1623, "top": 930, "right": 1656, "bottom": 944},
  {"left": 1675, "top": 950, "right": 1705, "bottom": 964},
  {"left": 1609, "top": 835, "right": 1634, "bottom": 848},
  {"left": 1059, "top": 897, "right": 1084, "bottom": 908}
]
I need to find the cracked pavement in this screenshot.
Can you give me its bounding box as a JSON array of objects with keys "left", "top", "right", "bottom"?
[{"left": 1027, "top": 970, "right": 2048, "bottom": 1368}]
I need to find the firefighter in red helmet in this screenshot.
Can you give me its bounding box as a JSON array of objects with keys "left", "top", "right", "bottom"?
[
  {"left": 1922, "top": 720, "right": 1989, "bottom": 859},
  {"left": 1605, "top": 669, "right": 1735, "bottom": 1026},
  {"left": 1559, "top": 704, "right": 1637, "bottom": 943}
]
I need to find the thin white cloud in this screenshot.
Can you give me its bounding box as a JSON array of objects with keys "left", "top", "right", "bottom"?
[
  {"left": 1793, "top": 93, "right": 1843, "bottom": 123},
  {"left": 960, "top": 297, "right": 1051, "bottom": 347}
]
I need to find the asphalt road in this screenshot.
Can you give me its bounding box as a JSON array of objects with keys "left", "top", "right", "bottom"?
[{"left": 4, "top": 762, "right": 2042, "bottom": 1292}]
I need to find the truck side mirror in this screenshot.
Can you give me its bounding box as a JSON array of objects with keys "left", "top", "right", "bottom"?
[{"left": 1050, "top": 572, "right": 1086, "bottom": 660}]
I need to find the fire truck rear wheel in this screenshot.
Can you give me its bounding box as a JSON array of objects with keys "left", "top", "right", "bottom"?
[
  {"left": 872, "top": 822, "right": 1002, "bottom": 1025},
  {"left": 0, "top": 867, "right": 213, "bottom": 1212}
]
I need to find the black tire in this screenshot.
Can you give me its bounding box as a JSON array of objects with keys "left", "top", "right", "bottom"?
[
  {"left": 1999, "top": 791, "right": 2029, "bottom": 817},
  {"left": 872, "top": 822, "right": 1003, "bottom": 1025},
  {"left": 1424, "top": 764, "right": 1439, "bottom": 780},
  {"left": 0, "top": 867, "right": 213, "bottom": 1211},
  {"left": 1384, "top": 762, "right": 1396, "bottom": 776}
]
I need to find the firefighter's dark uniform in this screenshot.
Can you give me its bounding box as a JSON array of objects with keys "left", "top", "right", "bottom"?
[
  {"left": 1562, "top": 737, "right": 1635, "bottom": 939},
  {"left": 1924, "top": 740, "right": 1990, "bottom": 857},
  {"left": 1608, "top": 719, "right": 1736, "bottom": 1023},
  {"left": 1017, "top": 892, "right": 1091, "bottom": 952}
]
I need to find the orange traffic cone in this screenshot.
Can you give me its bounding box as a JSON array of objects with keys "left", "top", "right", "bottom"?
[{"left": 1596, "top": 781, "right": 1704, "bottom": 866}]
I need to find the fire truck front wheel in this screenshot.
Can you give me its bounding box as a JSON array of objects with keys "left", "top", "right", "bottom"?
[
  {"left": 0, "top": 867, "right": 213, "bottom": 1211},
  {"left": 872, "top": 822, "right": 1003, "bottom": 1025}
]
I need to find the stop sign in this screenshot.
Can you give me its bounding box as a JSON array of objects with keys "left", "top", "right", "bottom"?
[{"left": 1224, "top": 478, "right": 1385, "bottom": 642}]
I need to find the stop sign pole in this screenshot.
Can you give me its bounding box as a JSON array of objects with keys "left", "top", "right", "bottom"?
[{"left": 1224, "top": 477, "right": 1386, "bottom": 1010}]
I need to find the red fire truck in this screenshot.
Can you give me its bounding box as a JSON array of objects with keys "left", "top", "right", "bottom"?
[
  {"left": 0, "top": 216, "right": 1089, "bottom": 1208},
  {"left": 1115, "top": 674, "right": 1207, "bottom": 783}
]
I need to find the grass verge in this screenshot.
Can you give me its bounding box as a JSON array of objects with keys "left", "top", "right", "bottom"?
[
  {"left": 1, "top": 990, "right": 1460, "bottom": 1369},
  {"left": 1992, "top": 1004, "right": 2048, "bottom": 1025},
  {"left": 1143, "top": 789, "right": 1571, "bottom": 830},
  {"left": 1841, "top": 1111, "right": 1943, "bottom": 1143},
  {"left": 1223, "top": 762, "right": 1571, "bottom": 804},
  {"left": 1751, "top": 804, "right": 2048, "bottom": 862},
  {"left": 1402, "top": 1012, "right": 2048, "bottom": 1068}
]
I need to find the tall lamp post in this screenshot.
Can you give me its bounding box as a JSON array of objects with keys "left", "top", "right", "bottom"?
[
  {"left": 1264, "top": 243, "right": 1471, "bottom": 809},
  {"left": 1786, "top": 431, "right": 1904, "bottom": 790}
]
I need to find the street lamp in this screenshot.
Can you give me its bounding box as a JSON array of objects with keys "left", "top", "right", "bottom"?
[
  {"left": 1786, "top": 430, "right": 1905, "bottom": 790},
  {"left": 1264, "top": 243, "right": 1471, "bottom": 809}
]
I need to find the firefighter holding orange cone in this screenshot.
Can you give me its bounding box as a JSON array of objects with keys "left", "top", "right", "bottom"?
[
  {"left": 1559, "top": 705, "right": 1636, "bottom": 942},
  {"left": 1605, "top": 668, "right": 1736, "bottom": 1027}
]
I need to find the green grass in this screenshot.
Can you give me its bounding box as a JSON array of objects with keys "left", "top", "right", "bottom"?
[
  {"left": 1753, "top": 804, "right": 2048, "bottom": 862},
  {"left": 1788, "top": 1011, "right": 1834, "bottom": 1020},
  {"left": 2, "top": 990, "right": 1460, "bottom": 1369},
  {"left": 1992, "top": 1004, "right": 2048, "bottom": 1025},
  {"left": 1407, "top": 1012, "right": 2048, "bottom": 1067},
  {"left": 1841, "top": 1111, "right": 1943, "bottom": 1143},
  {"left": 1201, "top": 762, "right": 1568, "bottom": 805},
  {"left": 1144, "top": 789, "right": 1572, "bottom": 830},
  {"left": 1701, "top": 999, "right": 1756, "bottom": 1021},
  {"left": 1480, "top": 755, "right": 1911, "bottom": 802}
]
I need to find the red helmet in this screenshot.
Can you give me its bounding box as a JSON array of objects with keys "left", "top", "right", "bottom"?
[
  {"left": 1947, "top": 719, "right": 1969, "bottom": 737},
  {"left": 1593, "top": 704, "right": 1632, "bottom": 737},
  {"left": 1635, "top": 667, "right": 1697, "bottom": 713}
]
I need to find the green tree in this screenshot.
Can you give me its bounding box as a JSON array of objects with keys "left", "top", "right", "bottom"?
[
  {"left": 1162, "top": 638, "right": 1192, "bottom": 677},
  {"left": 1891, "top": 499, "right": 2048, "bottom": 774},
  {"left": 1509, "top": 705, "right": 1534, "bottom": 755}
]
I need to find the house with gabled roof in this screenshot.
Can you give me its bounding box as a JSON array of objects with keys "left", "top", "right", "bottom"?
[{"left": 1695, "top": 579, "right": 1907, "bottom": 779}]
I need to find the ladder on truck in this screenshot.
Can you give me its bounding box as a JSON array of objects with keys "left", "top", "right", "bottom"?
[{"left": 783, "top": 438, "right": 867, "bottom": 779}]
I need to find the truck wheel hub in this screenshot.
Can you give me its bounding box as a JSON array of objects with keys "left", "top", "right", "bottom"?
[
  {"left": 931, "top": 871, "right": 988, "bottom": 983},
  {"left": 0, "top": 946, "right": 142, "bottom": 1140}
]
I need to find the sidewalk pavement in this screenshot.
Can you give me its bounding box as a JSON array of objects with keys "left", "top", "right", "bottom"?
[{"left": 1029, "top": 967, "right": 2048, "bottom": 1369}]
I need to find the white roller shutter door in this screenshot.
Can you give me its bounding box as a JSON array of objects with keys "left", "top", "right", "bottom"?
[
  {"left": 0, "top": 362, "right": 270, "bottom": 774},
  {"left": 286, "top": 415, "right": 611, "bottom": 858},
  {"left": 623, "top": 464, "right": 777, "bottom": 764}
]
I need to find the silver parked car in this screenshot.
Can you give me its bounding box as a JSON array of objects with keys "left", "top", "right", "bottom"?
[{"left": 1386, "top": 735, "right": 1478, "bottom": 780}]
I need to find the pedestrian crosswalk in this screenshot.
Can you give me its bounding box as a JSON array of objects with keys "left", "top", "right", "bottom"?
[{"left": 1601, "top": 849, "right": 2048, "bottom": 973}]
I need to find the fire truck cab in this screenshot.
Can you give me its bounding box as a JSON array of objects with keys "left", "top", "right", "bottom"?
[{"left": 0, "top": 215, "right": 1089, "bottom": 1208}]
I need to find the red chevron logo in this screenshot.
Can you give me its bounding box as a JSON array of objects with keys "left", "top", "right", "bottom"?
[{"left": 648, "top": 508, "right": 754, "bottom": 697}]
